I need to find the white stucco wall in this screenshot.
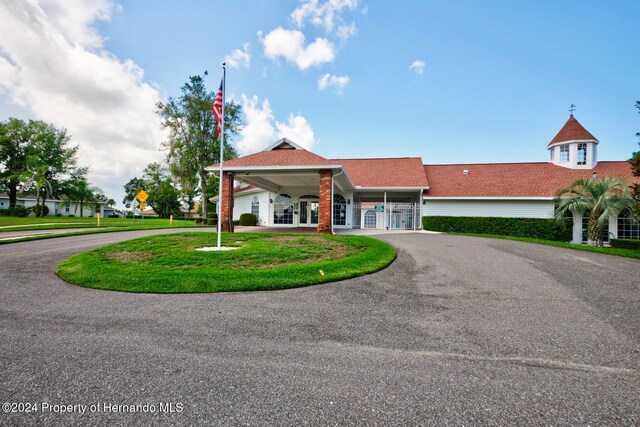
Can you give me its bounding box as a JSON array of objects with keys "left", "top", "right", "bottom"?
[
  {"left": 422, "top": 199, "right": 555, "bottom": 218},
  {"left": 233, "top": 191, "right": 269, "bottom": 225},
  {"left": 232, "top": 188, "right": 353, "bottom": 228},
  {"left": 0, "top": 196, "right": 100, "bottom": 217}
]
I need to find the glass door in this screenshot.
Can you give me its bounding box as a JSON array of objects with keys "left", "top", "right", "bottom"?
[
  {"left": 309, "top": 202, "right": 319, "bottom": 225},
  {"left": 299, "top": 200, "right": 319, "bottom": 226},
  {"left": 299, "top": 201, "right": 308, "bottom": 224}
]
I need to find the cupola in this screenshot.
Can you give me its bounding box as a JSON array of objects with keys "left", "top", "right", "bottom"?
[{"left": 547, "top": 114, "right": 598, "bottom": 169}]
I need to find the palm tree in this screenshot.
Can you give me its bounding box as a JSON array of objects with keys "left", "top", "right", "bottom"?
[
  {"left": 20, "top": 164, "right": 53, "bottom": 217},
  {"left": 555, "top": 176, "right": 636, "bottom": 246}
]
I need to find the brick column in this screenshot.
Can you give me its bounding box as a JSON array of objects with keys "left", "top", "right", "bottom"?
[
  {"left": 220, "top": 172, "right": 234, "bottom": 232},
  {"left": 317, "top": 169, "right": 332, "bottom": 234}
]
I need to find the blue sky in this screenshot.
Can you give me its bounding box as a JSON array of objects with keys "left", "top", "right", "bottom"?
[{"left": 1, "top": 0, "right": 638, "bottom": 203}]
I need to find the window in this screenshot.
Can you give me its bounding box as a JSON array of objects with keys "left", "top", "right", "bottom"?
[
  {"left": 549, "top": 147, "right": 554, "bottom": 161},
  {"left": 333, "top": 194, "right": 347, "bottom": 226},
  {"left": 577, "top": 143, "right": 587, "bottom": 165},
  {"left": 273, "top": 194, "right": 293, "bottom": 225},
  {"left": 617, "top": 211, "right": 640, "bottom": 240},
  {"left": 363, "top": 210, "right": 377, "bottom": 229},
  {"left": 65, "top": 202, "right": 70, "bottom": 213},
  {"left": 560, "top": 145, "right": 569, "bottom": 163},
  {"left": 251, "top": 196, "right": 260, "bottom": 221}
]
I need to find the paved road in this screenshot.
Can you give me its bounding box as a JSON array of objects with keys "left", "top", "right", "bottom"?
[{"left": 0, "top": 230, "right": 638, "bottom": 425}]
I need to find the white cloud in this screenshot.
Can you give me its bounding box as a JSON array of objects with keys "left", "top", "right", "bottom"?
[
  {"left": 236, "top": 95, "right": 277, "bottom": 155},
  {"left": 290, "top": 0, "right": 359, "bottom": 36},
  {"left": 237, "top": 94, "right": 317, "bottom": 155},
  {"left": 336, "top": 22, "right": 357, "bottom": 40},
  {"left": 0, "top": 0, "right": 166, "bottom": 206},
  {"left": 259, "top": 27, "right": 335, "bottom": 70},
  {"left": 275, "top": 114, "right": 317, "bottom": 149},
  {"left": 224, "top": 43, "right": 250, "bottom": 69},
  {"left": 317, "top": 73, "right": 350, "bottom": 92},
  {"left": 409, "top": 60, "right": 426, "bottom": 74}
]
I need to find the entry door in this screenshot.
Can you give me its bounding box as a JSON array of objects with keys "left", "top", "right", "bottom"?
[{"left": 299, "top": 200, "right": 319, "bottom": 226}]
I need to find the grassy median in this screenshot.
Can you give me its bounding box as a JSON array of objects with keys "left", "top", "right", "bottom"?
[{"left": 56, "top": 233, "right": 397, "bottom": 293}]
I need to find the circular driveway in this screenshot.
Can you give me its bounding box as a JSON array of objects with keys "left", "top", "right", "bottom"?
[{"left": 1, "top": 230, "right": 639, "bottom": 425}]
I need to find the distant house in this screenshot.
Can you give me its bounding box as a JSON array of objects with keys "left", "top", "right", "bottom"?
[
  {"left": 206, "top": 115, "right": 639, "bottom": 244},
  {"left": 0, "top": 193, "right": 112, "bottom": 218},
  {"left": 180, "top": 201, "right": 200, "bottom": 218}
]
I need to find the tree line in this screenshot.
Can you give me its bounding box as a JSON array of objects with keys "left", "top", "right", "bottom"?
[
  {"left": 0, "top": 119, "right": 115, "bottom": 216},
  {"left": 123, "top": 72, "right": 243, "bottom": 219}
]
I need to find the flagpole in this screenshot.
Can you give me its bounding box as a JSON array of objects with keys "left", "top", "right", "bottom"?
[{"left": 217, "top": 62, "right": 226, "bottom": 248}]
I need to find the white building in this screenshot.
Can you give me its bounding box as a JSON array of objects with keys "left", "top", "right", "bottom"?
[
  {"left": 0, "top": 193, "right": 112, "bottom": 217},
  {"left": 209, "top": 115, "right": 638, "bottom": 243}
]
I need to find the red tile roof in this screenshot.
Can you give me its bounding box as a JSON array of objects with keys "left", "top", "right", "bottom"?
[
  {"left": 424, "top": 161, "right": 636, "bottom": 197},
  {"left": 548, "top": 115, "right": 598, "bottom": 147},
  {"left": 211, "top": 149, "right": 430, "bottom": 188},
  {"left": 332, "top": 157, "right": 429, "bottom": 188},
  {"left": 213, "top": 148, "right": 333, "bottom": 168}
]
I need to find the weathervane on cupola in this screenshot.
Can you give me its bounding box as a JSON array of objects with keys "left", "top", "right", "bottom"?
[{"left": 569, "top": 104, "right": 576, "bottom": 115}]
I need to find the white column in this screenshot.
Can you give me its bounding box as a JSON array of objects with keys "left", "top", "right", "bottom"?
[
  {"left": 572, "top": 209, "right": 583, "bottom": 244},
  {"left": 608, "top": 213, "right": 618, "bottom": 240},
  {"left": 383, "top": 191, "right": 387, "bottom": 230}
]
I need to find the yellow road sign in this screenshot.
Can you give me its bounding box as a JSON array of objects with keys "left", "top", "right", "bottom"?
[
  {"left": 136, "top": 190, "right": 148, "bottom": 203},
  {"left": 139, "top": 202, "right": 146, "bottom": 210}
]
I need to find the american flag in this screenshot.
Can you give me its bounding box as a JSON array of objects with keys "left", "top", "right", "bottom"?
[{"left": 212, "top": 79, "right": 223, "bottom": 138}]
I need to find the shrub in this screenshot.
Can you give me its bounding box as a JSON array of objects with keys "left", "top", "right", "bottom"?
[
  {"left": 0, "top": 209, "right": 7, "bottom": 216},
  {"left": 33, "top": 204, "right": 50, "bottom": 217},
  {"left": 239, "top": 213, "right": 257, "bottom": 226},
  {"left": 422, "top": 216, "right": 572, "bottom": 242},
  {"left": 610, "top": 239, "right": 640, "bottom": 250},
  {"left": 206, "top": 212, "right": 218, "bottom": 226},
  {"left": 7, "top": 206, "right": 29, "bottom": 217},
  {"left": 67, "top": 214, "right": 75, "bottom": 217},
  {"left": 233, "top": 220, "right": 240, "bottom": 226},
  {"left": 55, "top": 213, "right": 62, "bottom": 217},
  {"left": 194, "top": 218, "right": 203, "bottom": 224},
  {"left": 108, "top": 214, "right": 120, "bottom": 218}
]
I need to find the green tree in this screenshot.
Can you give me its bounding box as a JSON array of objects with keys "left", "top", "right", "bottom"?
[
  {"left": 15, "top": 121, "right": 79, "bottom": 216},
  {"left": 1, "top": 119, "right": 78, "bottom": 210},
  {"left": 141, "top": 162, "right": 181, "bottom": 218},
  {"left": 21, "top": 164, "right": 53, "bottom": 217},
  {"left": 1, "top": 119, "right": 77, "bottom": 210},
  {"left": 156, "top": 73, "right": 243, "bottom": 219},
  {"left": 555, "top": 176, "right": 636, "bottom": 246},
  {"left": 69, "top": 176, "right": 94, "bottom": 217},
  {"left": 0, "top": 118, "right": 32, "bottom": 208},
  {"left": 122, "top": 177, "right": 146, "bottom": 207}
]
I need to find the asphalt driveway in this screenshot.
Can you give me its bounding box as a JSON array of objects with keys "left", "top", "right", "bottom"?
[{"left": 0, "top": 230, "right": 638, "bottom": 425}]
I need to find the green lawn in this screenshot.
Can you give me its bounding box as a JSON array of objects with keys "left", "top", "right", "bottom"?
[
  {"left": 452, "top": 233, "right": 640, "bottom": 259},
  {"left": 56, "top": 233, "right": 397, "bottom": 293},
  {"left": 0, "top": 216, "right": 199, "bottom": 231}
]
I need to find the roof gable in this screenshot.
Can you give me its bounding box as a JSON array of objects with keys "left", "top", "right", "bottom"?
[
  {"left": 215, "top": 147, "right": 333, "bottom": 168},
  {"left": 264, "top": 137, "right": 305, "bottom": 151},
  {"left": 548, "top": 115, "right": 598, "bottom": 147}
]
